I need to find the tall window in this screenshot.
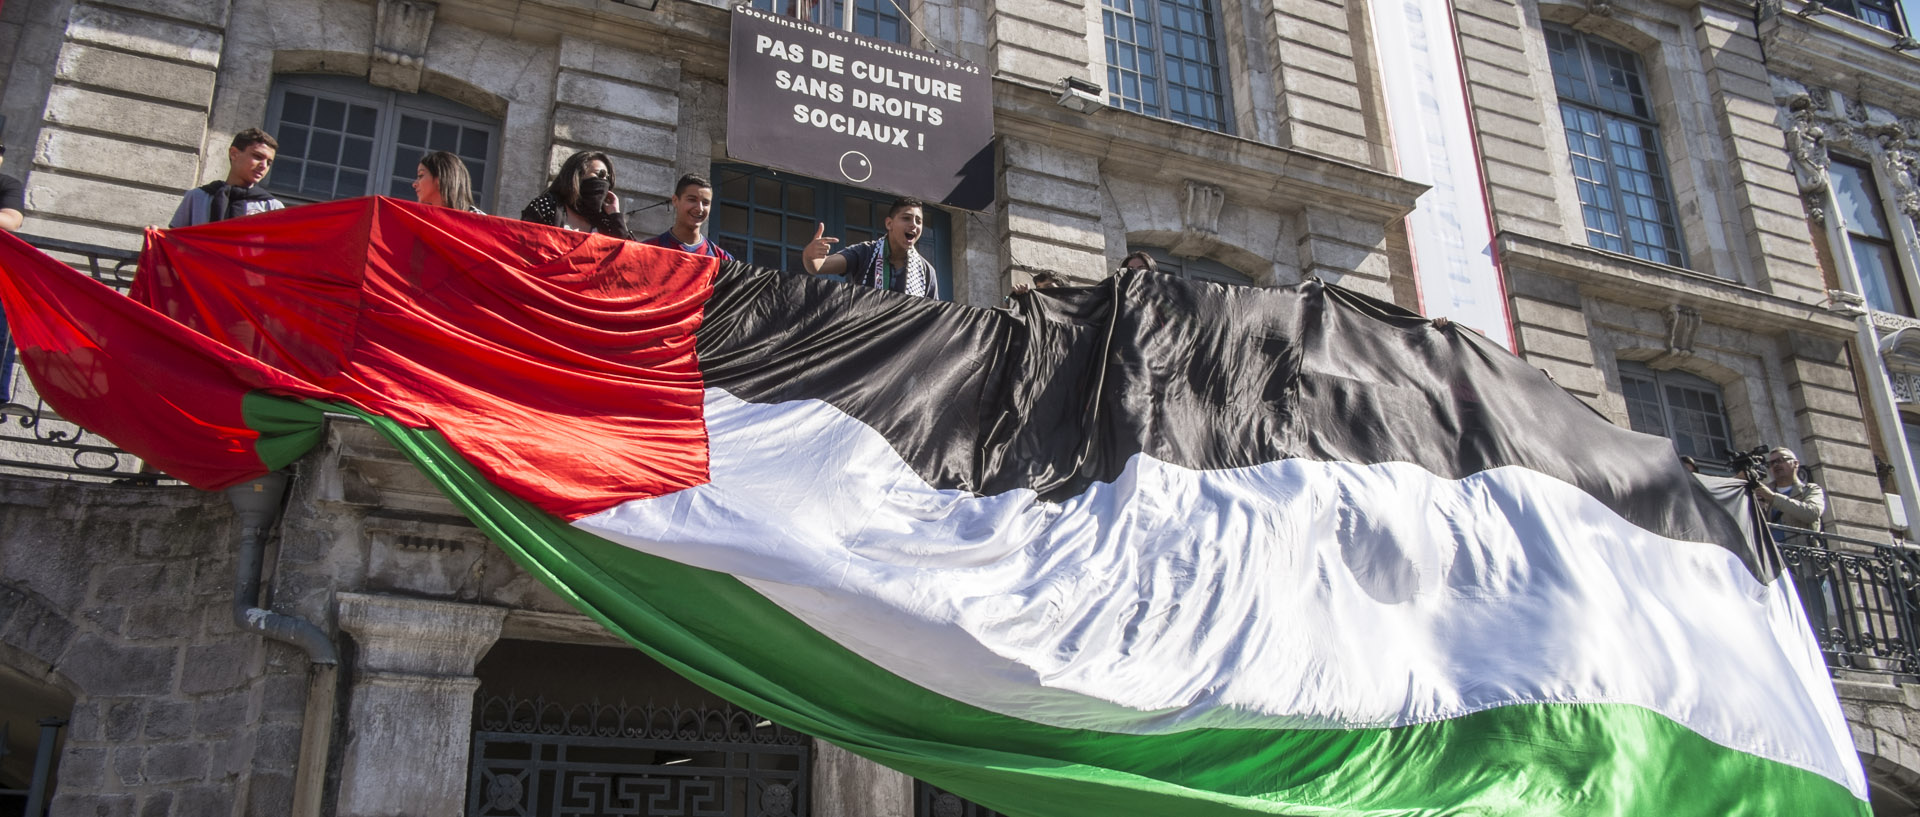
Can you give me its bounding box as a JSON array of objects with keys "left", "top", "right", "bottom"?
[
  {"left": 1102, "top": 0, "right": 1231, "bottom": 132},
  {"left": 1545, "top": 25, "right": 1685, "bottom": 267},
  {"left": 1831, "top": 157, "right": 1912, "bottom": 316},
  {"left": 712, "top": 164, "right": 954, "bottom": 299},
  {"left": 750, "top": 0, "right": 908, "bottom": 42},
  {"left": 265, "top": 75, "right": 500, "bottom": 211},
  {"left": 1130, "top": 247, "right": 1253, "bottom": 286},
  {"left": 1620, "top": 361, "right": 1734, "bottom": 468}
]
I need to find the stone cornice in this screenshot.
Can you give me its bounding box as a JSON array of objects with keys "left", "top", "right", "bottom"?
[
  {"left": 992, "top": 78, "right": 1428, "bottom": 225},
  {"left": 1496, "top": 231, "right": 1858, "bottom": 338},
  {"left": 1761, "top": 10, "right": 1920, "bottom": 113},
  {"left": 437, "top": 0, "right": 734, "bottom": 77}
]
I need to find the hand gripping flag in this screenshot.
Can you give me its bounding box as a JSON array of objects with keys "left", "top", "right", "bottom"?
[{"left": 0, "top": 198, "right": 1869, "bottom": 816}]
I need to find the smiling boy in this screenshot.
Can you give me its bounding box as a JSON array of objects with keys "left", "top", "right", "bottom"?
[
  {"left": 642, "top": 174, "right": 733, "bottom": 260},
  {"left": 800, "top": 197, "right": 937, "bottom": 299}
]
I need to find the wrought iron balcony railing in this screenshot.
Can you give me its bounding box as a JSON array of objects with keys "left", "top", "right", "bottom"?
[
  {"left": 0, "top": 234, "right": 160, "bottom": 483},
  {"left": 1774, "top": 523, "right": 1920, "bottom": 676}
]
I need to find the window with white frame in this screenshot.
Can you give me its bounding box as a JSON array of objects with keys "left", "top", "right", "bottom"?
[
  {"left": 749, "top": 0, "right": 908, "bottom": 42},
  {"left": 1831, "top": 156, "right": 1913, "bottom": 316},
  {"left": 1619, "top": 361, "right": 1734, "bottom": 469},
  {"left": 1545, "top": 24, "right": 1686, "bottom": 267},
  {"left": 1130, "top": 247, "right": 1253, "bottom": 286},
  {"left": 1101, "top": 0, "right": 1231, "bottom": 133},
  {"left": 265, "top": 75, "right": 500, "bottom": 211}
]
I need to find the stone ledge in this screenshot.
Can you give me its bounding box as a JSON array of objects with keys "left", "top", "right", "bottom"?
[
  {"left": 1496, "top": 231, "right": 1854, "bottom": 340},
  {"left": 994, "top": 78, "right": 1426, "bottom": 225}
]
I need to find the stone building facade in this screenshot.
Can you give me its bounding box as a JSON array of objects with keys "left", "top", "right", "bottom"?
[{"left": 3, "top": 0, "right": 1920, "bottom": 813}]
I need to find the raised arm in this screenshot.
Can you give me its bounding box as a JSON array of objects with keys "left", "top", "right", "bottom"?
[{"left": 801, "top": 222, "right": 845, "bottom": 276}]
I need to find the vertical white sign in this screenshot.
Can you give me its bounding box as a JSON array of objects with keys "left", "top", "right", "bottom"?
[{"left": 1370, "top": 0, "right": 1515, "bottom": 349}]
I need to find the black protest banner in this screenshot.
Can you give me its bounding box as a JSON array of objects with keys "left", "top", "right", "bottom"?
[{"left": 726, "top": 5, "right": 995, "bottom": 211}]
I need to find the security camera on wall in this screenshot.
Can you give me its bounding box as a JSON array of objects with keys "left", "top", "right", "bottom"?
[{"left": 1057, "top": 76, "right": 1105, "bottom": 114}]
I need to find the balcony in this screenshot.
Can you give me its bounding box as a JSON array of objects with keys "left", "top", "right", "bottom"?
[
  {"left": 0, "top": 235, "right": 163, "bottom": 484},
  {"left": 1775, "top": 524, "right": 1920, "bottom": 676}
]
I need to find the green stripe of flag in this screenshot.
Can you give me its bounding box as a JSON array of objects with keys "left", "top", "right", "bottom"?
[
  {"left": 243, "top": 392, "right": 327, "bottom": 470},
  {"left": 269, "top": 397, "right": 1865, "bottom": 817}
]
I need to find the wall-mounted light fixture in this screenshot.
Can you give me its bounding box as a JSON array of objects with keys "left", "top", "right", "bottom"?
[{"left": 1057, "top": 76, "right": 1106, "bottom": 114}]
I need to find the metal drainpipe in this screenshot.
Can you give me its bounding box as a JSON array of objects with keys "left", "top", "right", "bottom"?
[{"left": 226, "top": 470, "right": 338, "bottom": 665}]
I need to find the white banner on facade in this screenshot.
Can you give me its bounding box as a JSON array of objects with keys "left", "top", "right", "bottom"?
[{"left": 1370, "top": 0, "right": 1515, "bottom": 349}]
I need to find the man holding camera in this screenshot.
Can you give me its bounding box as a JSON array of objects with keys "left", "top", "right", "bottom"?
[
  {"left": 1754, "top": 446, "right": 1834, "bottom": 648},
  {"left": 1755, "top": 446, "right": 1826, "bottom": 537}
]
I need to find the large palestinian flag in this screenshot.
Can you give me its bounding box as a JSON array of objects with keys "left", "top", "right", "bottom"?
[{"left": 0, "top": 198, "right": 1867, "bottom": 815}]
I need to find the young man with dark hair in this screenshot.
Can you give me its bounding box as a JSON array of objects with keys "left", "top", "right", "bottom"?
[
  {"left": 0, "top": 139, "right": 23, "bottom": 233},
  {"left": 800, "top": 197, "right": 937, "bottom": 299},
  {"left": 641, "top": 174, "right": 733, "bottom": 260},
  {"left": 169, "top": 128, "right": 285, "bottom": 228}
]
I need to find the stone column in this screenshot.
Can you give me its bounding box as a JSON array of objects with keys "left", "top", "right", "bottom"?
[
  {"left": 335, "top": 593, "right": 505, "bottom": 817},
  {"left": 1297, "top": 205, "right": 1393, "bottom": 301},
  {"left": 1000, "top": 137, "right": 1105, "bottom": 294},
  {"left": 811, "top": 741, "right": 915, "bottom": 817}
]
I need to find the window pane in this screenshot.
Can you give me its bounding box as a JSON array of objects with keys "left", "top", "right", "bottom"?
[
  {"left": 1547, "top": 25, "right": 1686, "bottom": 268},
  {"left": 282, "top": 93, "right": 314, "bottom": 125},
  {"left": 1103, "top": 0, "right": 1228, "bottom": 132},
  {"left": 398, "top": 115, "right": 428, "bottom": 147},
  {"left": 1853, "top": 238, "right": 1911, "bottom": 316},
  {"left": 314, "top": 98, "right": 346, "bottom": 131},
  {"left": 1832, "top": 159, "right": 1890, "bottom": 240},
  {"left": 341, "top": 137, "right": 373, "bottom": 170},
  {"left": 348, "top": 105, "right": 378, "bottom": 136},
  {"left": 1904, "top": 419, "right": 1920, "bottom": 484},
  {"left": 309, "top": 131, "right": 341, "bottom": 164},
  {"left": 1621, "top": 371, "right": 1667, "bottom": 436},
  {"left": 429, "top": 121, "right": 460, "bottom": 152}
]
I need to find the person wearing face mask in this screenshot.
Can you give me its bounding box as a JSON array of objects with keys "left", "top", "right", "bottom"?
[
  {"left": 520, "top": 150, "right": 631, "bottom": 239},
  {"left": 641, "top": 174, "right": 732, "bottom": 260}
]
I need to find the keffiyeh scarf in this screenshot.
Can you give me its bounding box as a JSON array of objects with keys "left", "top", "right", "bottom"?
[{"left": 861, "top": 240, "right": 934, "bottom": 298}]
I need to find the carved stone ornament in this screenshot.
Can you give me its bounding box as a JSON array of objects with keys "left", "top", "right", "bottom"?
[
  {"left": 1880, "top": 327, "right": 1920, "bottom": 407},
  {"left": 1880, "top": 147, "right": 1920, "bottom": 220},
  {"left": 370, "top": 0, "right": 437, "bottom": 94},
  {"left": 1872, "top": 310, "right": 1920, "bottom": 333},
  {"left": 1804, "top": 190, "right": 1827, "bottom": 225},
  {"left": 1644, "top": 304, "right": 1700, "bottom": 370},
  {"left": 1783, "top": 99, "right": 1831, "bottom": 196},
  {"left": 1168, "top": 179, "right": 1226, "bottom": 259}
]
